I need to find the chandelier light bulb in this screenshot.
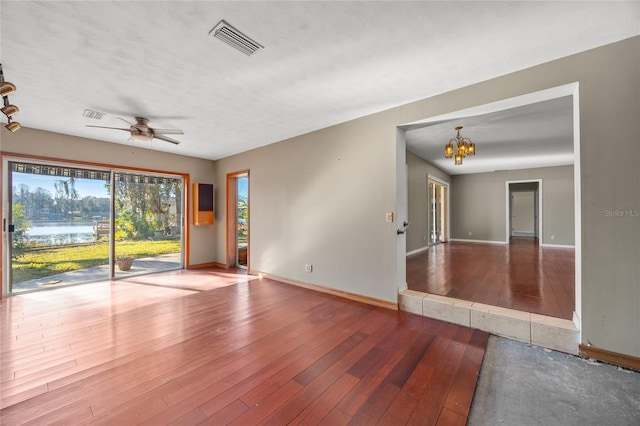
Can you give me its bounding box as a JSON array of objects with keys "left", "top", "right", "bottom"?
[{"left": 444, "top": 126, "right": 475, "bottom": 165}]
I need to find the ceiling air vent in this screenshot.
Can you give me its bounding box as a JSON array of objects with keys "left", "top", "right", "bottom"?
[
  {"left": 209, "top": 20, "right": 264, "bottom": 56},
  {"left": 83, "top": 109, "right": 106, "bottom": 120}
]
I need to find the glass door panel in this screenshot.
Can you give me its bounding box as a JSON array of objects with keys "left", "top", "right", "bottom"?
[
  {"left": 236, "top": 176, "right": 248, "bottom": 269},
  {"left": 8, "top": 161, "right": 111, "bottom": 293},
  {"left": 428, "top": 180, "right": 447, "bottom": 246},
  {"left": 112, "top": 172, "right": 183, "bottom": 278}
]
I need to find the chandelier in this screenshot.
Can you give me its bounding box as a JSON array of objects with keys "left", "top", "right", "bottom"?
[{"left": 444, "top": 126, "right": 475, "bottom": 165}]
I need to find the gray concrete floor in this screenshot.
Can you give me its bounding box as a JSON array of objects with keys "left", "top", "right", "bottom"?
[
  {"left": 12, "top": 253, "right": 181, "bottom": 292},
  {"left": 469, "top": 336, "right": 640, "bottom": 425}
]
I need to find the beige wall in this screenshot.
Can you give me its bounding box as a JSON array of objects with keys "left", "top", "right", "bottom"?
[
  {"left": 401, "top": 37, "right": 639, "bottom": 357},
  {"left": 213, "top": 110, "right": 401, "bottom": 303},
  {"left": 406, "top": 150, "right": 451, "bottom": 253},
  {"left": 450, "top": 166, "right": 574, "bottom": 245},
  {"left": 216, "top": 36, "right": 639, "bottom": 357},
  {"left": 1, "top": 127, "right": 217, "bottom": 266}
]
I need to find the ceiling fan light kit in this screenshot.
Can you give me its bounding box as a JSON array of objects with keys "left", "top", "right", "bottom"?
[
  {"left": 444, "top": 126, "right": 475, "bottom": 165},
  {"left": 1, "top": 63, "right": 21, "bottom": 132}
]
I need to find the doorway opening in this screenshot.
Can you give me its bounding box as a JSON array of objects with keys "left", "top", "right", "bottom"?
[
  {"left": 507, "top": 180, "right": 541, "bottom": 242},
  {"left": 226, "top": 171, "right": 249, "bottom": 269},
  {"left": 428, "top": 177, "right": 448, "bottom": 245},
  {"left": 397, "top": 82, "right": 581, "bottom": 328}
]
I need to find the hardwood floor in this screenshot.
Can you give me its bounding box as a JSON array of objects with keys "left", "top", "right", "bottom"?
[
  {"left": 1, "top": 268, "right": 488, "bottom": 425},
  {"left": 407, "top": 239, "right": 575, "bottom": 320}
]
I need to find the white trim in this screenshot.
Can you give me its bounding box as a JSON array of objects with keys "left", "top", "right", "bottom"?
[
  {"left": 449, "top": 238, "right": 507, "bottom": 245},
  {"left": 398, "top": 282, "right": 408, "bottom": 293},
  {"left": 573, "top": 311, "right": 582, "bottom": 332},
  {"left": 572, "top": 83, "right": 582, "bottom": 328},
  {"left": 427, "top": 174, "right": 450, "bottom": 243},
  {"left": 541, "top": 243, "right": 575, "bottom": 249},
  {"left": 406, "top": 245, "right": 429, "bottom": 256},
  {"left": 427, "top": 174, "right": 449, "bottom": 186},
  {"left": 400, "top": 83, "right": 579, "bottom": 128}
]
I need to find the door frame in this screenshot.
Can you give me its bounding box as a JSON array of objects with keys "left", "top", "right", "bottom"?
[
  {"left": 506, "top": 179, "right": 542, "bottom": 241},
  {"left": 226, "top": 170, "right": 249, "bottom": 269},
  {"left": 1, "top": 155, "right": 188, "bottom": 296},
  {"left": 397, "top": 82, "right": 581, "bottom": 328}
]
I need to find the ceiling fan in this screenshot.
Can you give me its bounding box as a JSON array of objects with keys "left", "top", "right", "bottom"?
[{"left": 87, "top": 116, "right": 183, "bottom": 145}]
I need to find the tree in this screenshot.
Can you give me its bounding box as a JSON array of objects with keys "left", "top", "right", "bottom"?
[
  {"left": 54, "top": 177, "right": 79, "bottom": 219},
  {"left": 11, "top": 203, "right": 31, "bottom": 258}
]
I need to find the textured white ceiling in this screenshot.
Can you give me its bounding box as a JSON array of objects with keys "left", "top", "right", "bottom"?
[
  {"left": 1, "top": 1, "right": 638, "bottom": 160},
  {"left": 406, "top": 96, "right": 575, "bottom": 175}
]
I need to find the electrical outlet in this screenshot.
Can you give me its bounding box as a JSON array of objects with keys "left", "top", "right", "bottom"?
[
  {"left": 551, "top": 235, "right": 556, "bottom": 240},
  {"left": 305, "top": 264, "right": 313, "bottom": 273},
  {"left": 468, "top": 231, "right": 473, "bottom": 236}
]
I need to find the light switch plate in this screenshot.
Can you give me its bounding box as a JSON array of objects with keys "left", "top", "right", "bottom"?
[{"left": 386, "top": 212, "right": 394, "bottom": 223}]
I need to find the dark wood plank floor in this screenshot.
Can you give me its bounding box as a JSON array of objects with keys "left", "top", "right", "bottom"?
[
  {"left": 407, "top": 239, "right": 575, "bottom": 320},
  {"left": 1, "top": 268, "right": 488, "bottom": 425}
]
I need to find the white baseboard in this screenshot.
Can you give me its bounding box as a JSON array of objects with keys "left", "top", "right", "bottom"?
[
  {"left": 406, "top": 246, "right": 429, "bottom": 256},
  {"left": 449, "top": 238, "right": 507, "bottom": 245},
  {"left": 398, "top": 282, "right": 408, "bottom": 293},
  {"left": 541, "top": 243, "right": 575, "bottom": 248}
]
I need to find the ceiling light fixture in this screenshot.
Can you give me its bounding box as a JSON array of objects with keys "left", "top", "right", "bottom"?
[
  {"left": 1, "top": 104, "right": 19, "bottom": 117},
  {"left": 1, "top": 64, "right": 20, "bottom": 132},
  {"left": 0, "top": 81, "right": 16, "bottom": 97},
  {"left": 5, "top": 121, "right": 21, "bottom": 132},
  {"left": 444, "top": 126, "right": 475, "bottom": 165}
]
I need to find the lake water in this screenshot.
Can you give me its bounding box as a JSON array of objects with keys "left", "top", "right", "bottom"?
[{"left": 26, "top": 222, "right": 96, "bottom": 245}]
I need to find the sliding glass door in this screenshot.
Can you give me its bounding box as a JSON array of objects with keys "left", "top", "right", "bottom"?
[
  {"left": 4, "top": 160, "right": 183, "bottom": 295},
  {"left": 112, "top": 172, "right": 183, "bottom": 278}
]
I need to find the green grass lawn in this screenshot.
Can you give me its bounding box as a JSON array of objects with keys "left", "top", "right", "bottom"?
[{"left": 11, "top": 240, "right": 181, "bottom": 283}]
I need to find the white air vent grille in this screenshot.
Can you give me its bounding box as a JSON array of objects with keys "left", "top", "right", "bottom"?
[
  {"left": 209, "top": 20, "right": 263, "bottom": 56},
  {"left": 83, "top": 109, "right": 106, "bottom": 120}
]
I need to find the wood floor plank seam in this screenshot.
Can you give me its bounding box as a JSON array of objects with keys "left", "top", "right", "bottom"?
[{"left": 1, "top": 268, "right": 489, "bottom": 425}]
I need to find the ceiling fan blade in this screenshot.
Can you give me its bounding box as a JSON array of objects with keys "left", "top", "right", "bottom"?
[
  {"left": 86, "top": 125, "right": 130, "bottom": 131},
  {"left": 151, "top": 128, "right": 184, "bottom": 135},
  {"left": 116, "top": 117, "right": 134, "bottom": 126},
  {"left": 153, "top": 134, "right": 181, "bottom": 145}
]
